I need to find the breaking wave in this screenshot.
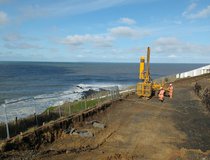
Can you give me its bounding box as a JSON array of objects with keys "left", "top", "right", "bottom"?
[{"left": 0, "top": 83, "right": 125, "bottom": 122}]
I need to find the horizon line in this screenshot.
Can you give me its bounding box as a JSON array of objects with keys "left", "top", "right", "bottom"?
[{"left": 0, "top": 60, "right": 209, "bottom": 64}]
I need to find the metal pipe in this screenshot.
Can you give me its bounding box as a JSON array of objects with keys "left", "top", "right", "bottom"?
[
  {"left": 146, "top": 47, "right": 151, "bottom": 82},
  {"left": 3, "top": 104, "right": 10, "bottom": 139}
]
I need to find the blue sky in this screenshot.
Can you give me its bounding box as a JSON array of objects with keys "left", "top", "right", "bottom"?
[{"left": 0, "top": 0, "right": 210, "bottom": 63}]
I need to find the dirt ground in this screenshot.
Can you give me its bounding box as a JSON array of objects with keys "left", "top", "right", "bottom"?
[{"left": 1, "top": 75, "right": 210, "bottom": 160}]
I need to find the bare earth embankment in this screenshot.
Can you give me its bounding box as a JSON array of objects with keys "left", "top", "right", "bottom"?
[{"left": 1, "top": 74, "right": 210, "bottom": 160}]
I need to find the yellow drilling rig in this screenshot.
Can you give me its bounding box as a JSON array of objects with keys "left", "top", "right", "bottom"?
[{"left": 136, "top": 47, "right": 164, "bottom": 98}]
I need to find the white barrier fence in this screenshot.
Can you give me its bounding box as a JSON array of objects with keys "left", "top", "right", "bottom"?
[{"left": 176, "top": 64, "right": 210, "bottom": 79}]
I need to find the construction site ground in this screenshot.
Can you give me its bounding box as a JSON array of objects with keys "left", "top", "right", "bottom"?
[{"left": 2, "top": 75, "right": 210, "bottom": 160}]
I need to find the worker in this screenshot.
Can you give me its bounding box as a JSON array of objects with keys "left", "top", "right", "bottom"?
[
  {"left": 158, "top": 87, "right": 165, "bottom": 102},
  {"left": 169, "top": 83, "right": 174, "bottom": 99}
]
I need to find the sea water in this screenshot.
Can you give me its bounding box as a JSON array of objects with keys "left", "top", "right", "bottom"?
[{"left": 0, "top": 62, "right": 206, "bottom": 121}]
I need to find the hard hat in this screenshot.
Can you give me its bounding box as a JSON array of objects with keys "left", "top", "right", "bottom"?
[
  {"left": 170, "top": 83, "right": 172, "bottom": 86},
  {"left": 160, "top": 87, "right": 163, "bottom": 89}
]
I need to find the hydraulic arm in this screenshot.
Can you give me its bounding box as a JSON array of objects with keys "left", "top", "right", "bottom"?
[{"left": 136, "top": 47, "right": 163, "bottom": 98}]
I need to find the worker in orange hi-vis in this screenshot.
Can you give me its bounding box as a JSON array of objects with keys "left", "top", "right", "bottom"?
[
  {"left": 169, "top": 83, "right": 174, "bottom": 99},
  {"left": 158, "top": 87, "right": 165, "bottom": 102}
]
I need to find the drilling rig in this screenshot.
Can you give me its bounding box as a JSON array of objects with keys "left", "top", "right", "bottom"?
[{"left": 136, "top": 47, "right": 163, "bottom": 98}]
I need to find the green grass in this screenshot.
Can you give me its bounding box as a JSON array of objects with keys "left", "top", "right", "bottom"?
[
  {"left": 66, "top": 98, "right": 100, "bottom": 114},
  {"left": 43, "top": 92, "right": 113, "bottom": 117},
  {"left": 44, "top": 98, "right": 105, "bottom": 117},
  {"left": 43, "top": 106, "right": 56, "bottom": 114},
  {"left": 62, "top": 96, "right": 111, "bottom": 116}
]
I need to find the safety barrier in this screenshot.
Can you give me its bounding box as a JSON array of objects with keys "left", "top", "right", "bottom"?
[
  {"left": 176, "top": 64, "right": 210, "bottom": 79},
  {"left": 0, "top": 86, "right": 120, "bottom": 140}
]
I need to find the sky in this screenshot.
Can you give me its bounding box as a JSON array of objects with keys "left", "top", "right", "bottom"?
[{"left": 0, "top": 0, "right": 210, "bottom": 63}]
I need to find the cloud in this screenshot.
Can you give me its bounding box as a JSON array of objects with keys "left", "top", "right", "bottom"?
[
  {"left": 0, "top": 11, "right": 8, "bottom": 25},
  {"left": 61, "top": 26, "right": 151, "bottom": 48},
  {"left": 154, "top": 37, "right": 181, "bottom": 46},
  {"left": 4, "top": 43, "right": 43, "bottom": 49},
  {"left": 76, "top": 54, "right": 85, "bottom": 58},
  {"left": 168, "top": 54, "right": 177, "bottom": 58},
  {"left": 109, "top": 26, "right": 150, "bottom": 38},
  {"left": 183, "top": 3, "right": 210, "bottom": 19},
  {"left": 152, "top": 37, "right": 210, "bottom": 56},
  {"left": 0, "top": 50, "right": 14, "bottom": 55},
  {"left": 190, "top": 5, "right": 210, "bottom": 19},
  {"left": 60, "top": 25, "right": 152, "bottom": 50},
  {"left": 119, "top": 17, "right": 136, "bottom": 25},
  {"left": 19, "top": 0, "right": 138, "bottom": 19},
  {"left": 61, "top": 34, "right": 113, "bottom": 47},
  {"left": 182, "top": 3, "right": 197, "bottom": 16},
  {"left": 0, "top": 0, "right": 10, "bottom": 4},
  {"left": 173, "top": 20, "right": 182, "bottom": 25},
  {"left": 3, "top": 33, "right": 23, "bottom": 41},
  {"left": 3, "top": 33, "right": 40, "bottom": 42},
  {"left": 2, "top": 33, "right": 42, "bottom": 50},
  {"left": 110, "top": 26, "right": 138, "bottom": 38}
]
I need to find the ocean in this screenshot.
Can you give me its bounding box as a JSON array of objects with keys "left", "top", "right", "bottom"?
[{"left": 0, "top": 62, "right": 206, "bottom": 121}]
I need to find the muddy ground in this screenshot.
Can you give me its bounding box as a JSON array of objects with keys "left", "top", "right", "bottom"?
[{"left": 1, "top": 74, "right": 210, "bottom": 160}]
